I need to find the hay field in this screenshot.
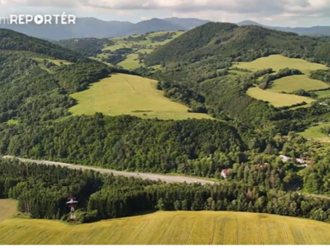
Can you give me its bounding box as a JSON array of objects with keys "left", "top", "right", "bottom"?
[
  {"left": 1, "top": 211, "right": 330, "bottom": 245},
  {"left": 247, "top": 87, "right": 314, "bottom": 107},
  {"left": 269, "top": 75, "right": 329, "bottom": 92},
  {"left": 69, "top": 73, "right": 211, "bottom": 120},
  {"left": 0, "top": 199, "right": 18, "bottom": 222},
  {"left": 234, "top": 55, "right": 328, "bottom": 74}
]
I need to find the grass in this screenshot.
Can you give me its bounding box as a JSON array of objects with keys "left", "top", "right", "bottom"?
[
  {"left": 69, "top": 73, "right": 212, "bottom": 120},
  {"left": 1, "top": 211, "right": 330, "bottom": 244},
  {"left": 247, "top": 87, "right": 315, "bottom": 107},
  {"left": 234, "top": 55, "right": 328, "bottom": 74},
  {"left": 236, "top": 55, "right": 329, "bottom": 106},
  {"left": 299, "top": 123, "right": 330, "bottom": 140},
  {"left": 0, "top": 199, "right": 18, "bottom": 222},
  {"left": 118, "top": 54, "right": 141, "bottom": 69},
  {"left": 315, "top": 90, "right": 330, "bottom": 98},
  {"left": 5, "top": 119, "right": 18, "bottom": 125},
  {"left": 99, "top": 31, "right": 184, "bottom": 69},
  {"left": 269, "top": 75, "right": 329, "bottom": 93}
]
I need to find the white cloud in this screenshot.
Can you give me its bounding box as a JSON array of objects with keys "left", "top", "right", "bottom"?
[{"left": 0, "top": 0, "right": 329, "bottom": 24}]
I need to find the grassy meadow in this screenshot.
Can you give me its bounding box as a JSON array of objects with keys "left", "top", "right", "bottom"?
[
  {"left": 96, "top": 31, "right": 184, "bottom": 70},
  {"left": 246, "top": 87, "right": 314, "bottom": 107},
  {"left": 268, "top": 75, "right": 329, "bottom": 93},
  {"left": 299, "top": 123, "right": 330, "bottom": 140},
  {"left": 1, "top": 211, "right": 330, "bottom": 244},
  {"left": 69, "top": 73, "right": 212, "bottom": 120},
  {"left": 235, "top": 55, "right": 329, "bottom": 107},
  {"left": 234, "top": 55, "right": 328, "bottom": 74}
]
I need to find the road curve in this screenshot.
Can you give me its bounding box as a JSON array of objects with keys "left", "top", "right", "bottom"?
[{"left": 1, "top": 156, "right": 216, "bottom": 185}]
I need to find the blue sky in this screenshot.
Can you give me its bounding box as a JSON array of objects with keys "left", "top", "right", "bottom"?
[{"left": 0, "top": 0, "right": 330, "bottom": 27}]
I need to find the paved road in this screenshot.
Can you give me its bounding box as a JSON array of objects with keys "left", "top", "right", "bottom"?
[{"left": 1, "top": 156, "right": 216, "bottom": 185}]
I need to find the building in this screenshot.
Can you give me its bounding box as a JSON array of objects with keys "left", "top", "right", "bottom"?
[{"left": 221, "top": 169, "right": 232, "bottom": 179}]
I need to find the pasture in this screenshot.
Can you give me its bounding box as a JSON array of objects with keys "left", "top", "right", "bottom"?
[
  {"left": 234, "top": 55, "right": 328, "bottom": 74},
  {"left": 69, "top": 73, "right": 212, "bottom": 120},
  {"left": 99, "top": 31, "right": 184, "bottom": 69},
  {"left": 1, "top": 211, "right": 330, "bottom": 244},
  {"left": 0, "top": 199, "right": 18, "bottom": 222},
  {"left": 299, "top": 123, "right": 330, "bottom": 140},
  {"left": 247, "top": 87, "right": 314, "bottom": 108},
  {"left": 269, "top": 75, "right": 329, "bottom": 93}
]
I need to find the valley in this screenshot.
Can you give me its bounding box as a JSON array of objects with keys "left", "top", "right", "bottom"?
[{"left": 1, "top": 20, "right": 330, "bottom": 245}]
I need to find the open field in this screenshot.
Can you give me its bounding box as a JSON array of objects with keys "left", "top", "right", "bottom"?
[
  {"left": 315, "top": 89, "right": 330, "bottom": 98},
  {"left": 247, "top": 87, "right": 315, "bottom": 107},
  {"left": 0, "top": 199, "right": 17, "bottom": 222},
  {"left": 299, "top": 123, "right": 330, "bottom": 139},
  {"left": 69, "top": 73, "right": 212, "bottom": 120},
  {"left": 1, "top": 211, "right": 330, "bottom": 244},
  {"left": 98, "top": 31, "right": 184, "bottom": 69},
  {"left": 269, "top": 75, "right": 329, "bottom": 92},
  {"left": 118, "top": 54, "right": 140, "bottom": 69},
  {"left": 234, "top": 55, "right": 328, "bottom": 74}
]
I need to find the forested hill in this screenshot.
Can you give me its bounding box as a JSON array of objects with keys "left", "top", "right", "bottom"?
[
  {"left": 0, "top": 28, "right": 91, "bottom": 63},
  {"left": 140, "top": 22, "right": 330, "bottom": 135},
  {"left": 144, "top": 22, "right": 330, "bottom": 66},
  {"left": 0, "top": 28, "right": 115, "bottom": 124}
]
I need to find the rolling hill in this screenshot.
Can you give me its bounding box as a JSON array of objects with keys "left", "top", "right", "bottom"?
[
  {"left": 238, "top": 20, "right": 330, "bottom": 37},
  {"left": 142, "top": 22, "right": 330, "bottom": 133},
  {"left": 1, "top": 211, "right": 330, "bottom": 244},
  {"left": 0, "top": 17, "right": 209, "bottom": 40}
]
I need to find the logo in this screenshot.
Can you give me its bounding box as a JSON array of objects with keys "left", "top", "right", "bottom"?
[{"left": 0, "top": 13, "right": 76, "bottom": 25}]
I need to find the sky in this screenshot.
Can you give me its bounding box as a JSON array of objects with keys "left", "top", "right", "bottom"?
[{"left": 0, "top": 0, "right": 329, "bottom": 27}]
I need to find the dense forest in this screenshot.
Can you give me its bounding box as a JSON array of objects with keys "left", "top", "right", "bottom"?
[{"left": 1, "top": 158, "right": 330, "bottom": 224}]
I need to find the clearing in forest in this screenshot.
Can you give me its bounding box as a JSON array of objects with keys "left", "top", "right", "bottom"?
[
  {"left": 234, "top": 55, "right": 328, "bottom": 74},
  {"left": 268, "top": 75, "right": 329, "bottom": 93},
  {"left": 69, "top": 73, "right": 212, "bottom": 120},
  {"left": 247, "top": 87, "right": 314, "bottom": 108},
  {"left": 299, "top": 123, "right": 330, "bottom": 140},
  {"left": 1, "top": 211, "right": 330, "bottom": 244}
]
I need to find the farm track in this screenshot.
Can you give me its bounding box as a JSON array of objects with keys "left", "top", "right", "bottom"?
[
  {"left": 2, "top": 156, "right": 330, "bottom": 201},
  {"left": 1, "top": 156, "right": 216, "bottom": 185}
]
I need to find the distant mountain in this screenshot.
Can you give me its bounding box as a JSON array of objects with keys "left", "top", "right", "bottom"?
[
  {"left": 0, "top": 17, "right": 210, "bottom": 40},
  {"left": 163, "top": 17, "right": 209, "bottom": 30},
  {"left": 237, "top": 20, "right": 330, "bottom": 36}
]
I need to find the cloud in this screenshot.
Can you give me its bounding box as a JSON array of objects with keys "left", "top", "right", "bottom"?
[{"left": 1, "top": 0, "right": 330, "bottom": 20}]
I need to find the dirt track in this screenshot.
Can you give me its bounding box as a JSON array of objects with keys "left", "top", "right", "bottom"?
[{"left": 1, "top": 156, "right": 216, "bottom": 185}]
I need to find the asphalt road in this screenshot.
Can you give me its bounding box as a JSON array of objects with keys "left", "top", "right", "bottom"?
[{"left": 1, "top": 155, "right": 216, "bottom": 185}]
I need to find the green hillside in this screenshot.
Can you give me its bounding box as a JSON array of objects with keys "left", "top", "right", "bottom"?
[
  {"left": 141, "top": 22, "right": 330, "bottom": 136},
  {"left": 55, "top": 31, "right": 184, "bottom": 70}
]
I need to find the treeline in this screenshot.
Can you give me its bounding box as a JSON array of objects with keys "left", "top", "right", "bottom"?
[
  {"left": 0, "top": 114, "right": 244, "bottom": 177},
  {"left": 53, "top": 38, "right": 115, "bottom": 57},
  {"left": 0, "top": 28, "right": 89, "bottom": 63},
  {"left": 259, "top": 68, "right": 302, "bottom": 89},
  {"left": 0, "top": 52, "right": 111, "bottom": 124},
  {"left": 310, "top": 70, "right": 330, "bottom": 84},
  {"left": 1, "top": 159, "right": 330, "bottom": 224}
]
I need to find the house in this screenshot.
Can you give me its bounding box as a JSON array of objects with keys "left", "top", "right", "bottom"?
[{"left": 221, "top": 169, "right": 232, "bottom": 179}]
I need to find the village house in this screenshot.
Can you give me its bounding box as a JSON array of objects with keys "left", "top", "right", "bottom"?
[{"left": 221, "top": 168, "right": 232, "bottom": 179}]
